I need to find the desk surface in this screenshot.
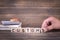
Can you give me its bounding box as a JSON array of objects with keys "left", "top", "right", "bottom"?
[{"left": 0, "top": 30, "right": 60, "bottom": 40}]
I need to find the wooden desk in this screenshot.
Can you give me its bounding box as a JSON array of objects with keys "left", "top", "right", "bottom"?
[{"left": 0, "top": 30, "right": 60, "bottom": 40}]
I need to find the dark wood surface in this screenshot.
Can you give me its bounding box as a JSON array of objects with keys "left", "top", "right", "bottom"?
[
  {"left": 0, "top": 30, "right": 60, "bottom": 40},
  {"left": 0, "top": 0, "right": 60, "bottom": 40},
  {"left": 0, "top": 0, "right": 60, "bottom": 27}
]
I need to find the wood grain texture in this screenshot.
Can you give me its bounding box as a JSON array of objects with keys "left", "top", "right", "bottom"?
[
  {"left": 0, "top": 30, "right": 60, "bottom": 40},
  {"left": 0, "top": 0, "right": 60, "bottom": 27},
  {"left": 0, "top": 0, "right": 60, "bottom": 40}
]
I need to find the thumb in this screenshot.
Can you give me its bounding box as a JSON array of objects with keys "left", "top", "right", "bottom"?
[
  {"left": 42, "top": 26, "right": 53, "bottom": 32},
  {"left": 45, "top": 26, "right": 53, "bottom": 32}
]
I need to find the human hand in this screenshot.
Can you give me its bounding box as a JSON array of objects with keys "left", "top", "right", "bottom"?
[{"left": 41, "top": 17, "right": 60, "bottom": 32}]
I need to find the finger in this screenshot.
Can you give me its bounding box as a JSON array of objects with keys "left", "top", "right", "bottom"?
[
  {"left": 42, "top": 17, "right": 53, "bottom": 28},
  {"left": 41, "top": 26, "right": 52, "bottom": 32},
  {"left": 42, "top": 19, "right": 49, "bottom": 27},
  {"left": 42, "top": 21, "right": 52, "bottom": 32},
  {"left": 45, "top": 26, "right": 53, "bottom": 32},
  {"left": 42, "top": 20, "right": 51, "bottom": 28}
]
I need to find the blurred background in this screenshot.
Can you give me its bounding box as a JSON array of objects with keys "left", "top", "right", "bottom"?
[{"left": 0, "top": 0, "right": 60, "bottom": 27}]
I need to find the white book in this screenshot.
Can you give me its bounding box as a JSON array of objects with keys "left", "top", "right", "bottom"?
[{"left": 0, "top": 24, "right": 22, "bottom": 30}]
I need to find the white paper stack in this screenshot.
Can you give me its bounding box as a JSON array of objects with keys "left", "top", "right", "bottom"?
[{"left": 0, "top": 21, "right": 22, "bottom": 30}]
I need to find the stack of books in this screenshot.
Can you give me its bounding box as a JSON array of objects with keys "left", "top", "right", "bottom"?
[{"left": 0, "top": 21, "right": 22, "bottom": 30}]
